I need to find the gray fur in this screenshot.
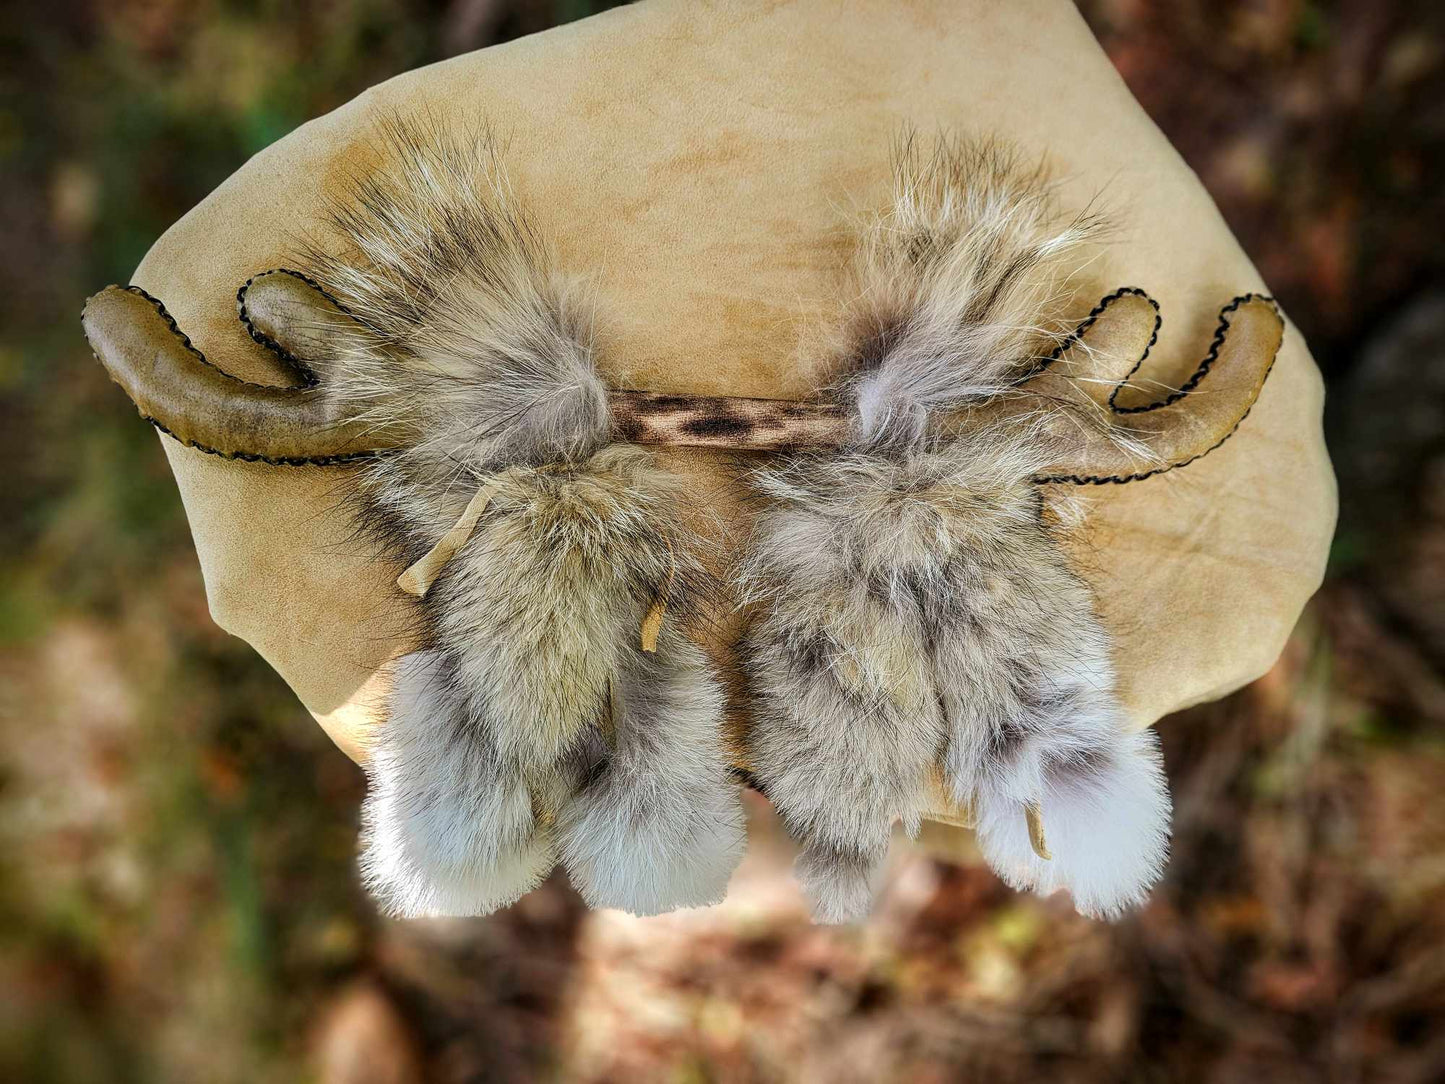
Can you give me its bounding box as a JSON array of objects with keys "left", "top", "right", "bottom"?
[
  {"left": 973, "top": 725, "right": 1170, "bottom": 920},
  {"left": 796, "top": 840, "right": 884, "bottom": 925},
  {"left": 557, "top": 627, "right": 744, "bottom": 914},
  {"left": 742, "top": 137, "right": 1170, "bottom": 922},
  {"left": 305, "top": 118, "right": 612, "bottom": 475},
  {"left": 309, "top": 120, "right": 743, "bottom": 917},
  {"left": 361, "top": 650, "right": 555, "bottom": 917},
  {"left": 836, "top": 135, "right": 1105, "bottom": 451}
]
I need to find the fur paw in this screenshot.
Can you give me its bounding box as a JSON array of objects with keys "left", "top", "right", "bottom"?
[
  {"left": 362, "top": 783, "right": 555, "bottom": 918},
  {"left": 556, "top": 640, "right": 745, "bottom": 915},
  {"left": 360, "top": 650, "right": 557, "bottom": 917},
  {"left": 974, "top": 727, "right": 1171, "bottom": 919},
  {"left": 558, "top": 775, "right": 744, "bottom": 914}
]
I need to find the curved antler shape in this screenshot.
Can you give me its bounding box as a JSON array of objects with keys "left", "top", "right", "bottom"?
[
  {"left": 1029, "top": 286, "right": 1162, "bottom": 405},
  {"left": 82, "top": 283, "right": 397, "bottom": 464},
  {"left": 84, "top": 275, "right": 1281, "bottom": 471},
  {"left": 1021, "top": 293, "right": 1285, "bottom": 485},
  {"left": 237, "top": 268, "right": 358, "bottom": 379}
]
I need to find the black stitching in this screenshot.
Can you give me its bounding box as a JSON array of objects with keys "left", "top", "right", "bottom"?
[
  {"left": 1095, "top": 289, "right": 1162, "bottom": 399},
  {"left": 1110, "top": 292, "right": 1277, "bottom": 414},
  {"left": 1032, "top": 292, "right": 1283, "bottom": 486},
  {"left": 143, "top": 416, "right": 379, "bottom": 467},
  {"left": 1027, "top": 285, "right": 1162, "bottom": 378},
  {"left": 1031, "top": 404, "right": 1260, "bottom": 486},
  {"left": 117, "top": 284, "right": 313, "bottom": 391},
  {"left": 237, "top": 270, "right": 315, "bottom": 386},
  {"left": 84, "top": 284, "right": 377, "bottom": 467},
  {"left": 235, "top": 267, "right": 363, "bottom": 387}
]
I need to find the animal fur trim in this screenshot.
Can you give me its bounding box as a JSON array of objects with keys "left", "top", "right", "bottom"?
[
  {"left": 837, "top": 136, "right": 1105, "bottom": 450},
  {"left": 309, "top": 121, "right": 744, "bottom": 917},
  {"left": 742, "top": 137, "right": 1171, "bottom": 922}
]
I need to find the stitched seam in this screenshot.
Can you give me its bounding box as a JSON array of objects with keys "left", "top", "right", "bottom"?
[
  {"left": 1111, "top": 292, "right": 1277, "bottom": 414},
  {"left": 142, "top": 415, "right": 379, "bottom": 467},
  {"left": 235, "top": 267, "right": 360, "bottom": 387},
  {"left": 1027, "top": 285, "right": 1162, "bottom": 380},
  {"left": 1033, "top": 292, "right": 1283, "bottom": 486},
  {"left": 236, "top": 270, "right": 318, "bottom": 386},
  {"left": 95, "top": 282, "right": 374, "bottom": 466},
  {"left": 79, "top": 318, "right": 371, "bottom": 466},
  {"left": 1031, "top": 402, "right": 1262, "bottom": 486},
  {"left": 1102, "top": 290, "right": 1164, "bottom": 406},
  {"left": 121, "top": 285, "right": 312, "bottom": 392}
]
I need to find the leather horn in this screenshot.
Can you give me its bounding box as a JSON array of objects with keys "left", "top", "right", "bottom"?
[
  {"left": 82, "top": 277, "right": 397, "bottom": 464},
  {"left": 1009, "top": 292, "right": 1286, "bottom": 485},
  {"left": 84, "top": 274, "right": 1282, "bottom": 470}
]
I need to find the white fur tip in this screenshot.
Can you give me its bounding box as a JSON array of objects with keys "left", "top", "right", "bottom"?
[
  {"left": 360, "top": 650, "right": 558, "bottom": 918},
  {"left": 976, "top": 728, "right": 1172, "bottom": 919},
  {"left": 558, "top": 777, "right": 745, "bottom": 915},
  {"left": 361, "top": 801, "right": 555, "bottom": 918}
]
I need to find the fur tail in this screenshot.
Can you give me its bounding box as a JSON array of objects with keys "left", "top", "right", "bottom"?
[
  {"left": 744, "top": 136, "right": 1169, "bottom": 922},
  {"left": 556, "top": 633, "right": 745, "bottom": 914},
  {"left": 360, "top": 650, "right": 556, "bottom": 917},
  {"left": 741, "top": 453, "right": 948, "bottom": 923},
  {"left": 972, "top": 725, "right": 1171, "bottom": 919}
]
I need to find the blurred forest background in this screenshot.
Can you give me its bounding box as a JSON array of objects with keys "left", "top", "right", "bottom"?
[{"left": 2, "top": 1, "right": 1444, "bottom": 1081}]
